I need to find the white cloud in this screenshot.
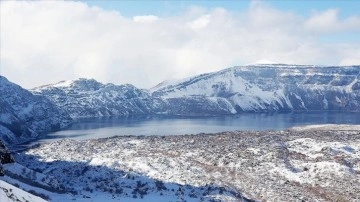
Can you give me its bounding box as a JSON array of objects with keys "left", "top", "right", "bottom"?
[
  {"left": 188, "top": 14, "right": 211, "bottom": 29},
  {"left": 133, "top": 15, "right": 159, "bottom": 23},
  {"left": 304, "top": 9, "right": 360, "bottom": 33},
  {"left": 339, "top": 47, "right": 360, "bottom": 66},
  {"left": 0, "top": 1, "right": 359, "bottom": 89}
]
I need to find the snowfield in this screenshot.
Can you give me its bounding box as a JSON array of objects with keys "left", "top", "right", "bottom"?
[{"left": 7, "top": 125, "right": 359, "bottom": 201}]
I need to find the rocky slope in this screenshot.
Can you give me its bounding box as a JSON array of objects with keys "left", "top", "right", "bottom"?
[
  {"left": 33, "top": 65, "right": 360, "bottom": 118},
  {"left": 0, "top": 76, "right": 72, "bottom": 145}
]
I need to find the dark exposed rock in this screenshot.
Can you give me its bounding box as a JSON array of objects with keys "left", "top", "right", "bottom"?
[{"left": 0, "top": 140, "right": 14, "bottom": 176}]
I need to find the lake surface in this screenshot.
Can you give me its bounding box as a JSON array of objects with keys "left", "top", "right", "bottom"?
[{"left": 38, "top": 111, "right": 359, "bottom": 142}]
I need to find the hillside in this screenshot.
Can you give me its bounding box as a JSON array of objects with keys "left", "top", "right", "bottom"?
[
  {"left": 152, "top": 64, "right": 360, "bottom": 113},
  {"left": 0, "top": 76, "right": 72, "bottom": 145},
  {"left": 33, "top": 65, "right": 360, "bottom": 118}
]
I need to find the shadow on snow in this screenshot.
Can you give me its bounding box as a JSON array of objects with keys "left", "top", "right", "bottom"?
[{"left": 14, "top": 152, "right": 255, "bottom": 202}]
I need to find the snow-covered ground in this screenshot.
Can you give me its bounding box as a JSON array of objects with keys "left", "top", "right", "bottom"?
[
  {"left": 0, "top": 180, "right": 47, "bottom": 202},
  {"left": 290, "top": 124, "right": 360, "bottom": 131},
  {"left": 6, "top": 125, "right": 358, "bottom": 201}
]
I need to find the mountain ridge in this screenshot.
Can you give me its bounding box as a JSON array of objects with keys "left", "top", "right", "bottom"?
[
  {"left": 152, "top": 64, "right": 359, "bottom": 112},
  {"left": 31, "top": 64, "right": 360, "bottom": 118}
]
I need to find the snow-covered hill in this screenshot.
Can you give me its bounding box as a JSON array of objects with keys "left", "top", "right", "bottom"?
[
  {"left": 0, "top": 140, "right": 51, "bottom": 202},
  {"left": 0, "top": 180, "right": 48, "bottom": 202},
  {"left": 0, "top": 76, "right": 72, "bottom": 145},
  {"left": 31, "top": 78, "right": 168, "bottom": 118},
  {"left": 152, "top": 64, "right": 360, "bottom": 113}
]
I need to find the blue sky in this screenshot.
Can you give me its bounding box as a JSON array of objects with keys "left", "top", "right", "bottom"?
[
  {"left": 83, "top": 0, "right": 360, "bottom": 18},
  {"left": 83, "top": 0, "right": 360, "bottom": 43}
]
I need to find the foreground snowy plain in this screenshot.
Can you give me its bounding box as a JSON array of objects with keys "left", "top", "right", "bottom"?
[{"left": 7, "top": 125, "right": 360, "bottom": 201}]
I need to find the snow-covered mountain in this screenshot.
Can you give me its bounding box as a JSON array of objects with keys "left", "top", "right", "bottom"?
[
  {"left": 31, "top": 78, "right": 168, "bottom": 118},
  {"left": 0, "top": 76, "right": 72, "bottom": 145},
  {"left": 152, "top": 64, "right": 360, "bottom": 113},
  {"left": 1, "top": 64, "right": 359, "bottom": 143},
  {"left": 34, "top": 64, "right": 359, "bottom": 118},
  {"left": 1, "top": 64, "right": 359, "bottom": 140}
]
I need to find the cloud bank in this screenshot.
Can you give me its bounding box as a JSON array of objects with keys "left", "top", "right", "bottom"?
[{"left": 1, "top": 1, "right": 359, "bottom": 88}]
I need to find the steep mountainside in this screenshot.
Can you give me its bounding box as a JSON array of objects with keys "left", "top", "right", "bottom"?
[
  {"left": 32, "top": 79, "right": 168, "bottom": 118},
  {"left": 0, "top": 76, "right": 72, "bottom": 145},
  {"left": 152, "top": 64, "right": 360, "bottom": 113},
  {"left": 30, "top": 64, "right": 360, "bottom": 118}
]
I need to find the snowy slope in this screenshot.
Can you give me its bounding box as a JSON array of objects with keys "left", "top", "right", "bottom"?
[
  {"left": 0, "top": 180, "right": 47, "bottom": 202},
  {"left": 0, "top": 76, "right": 72, "bottom": 145},
  {"left": 0, "top": 140, "right": 50, "bottom": 202},
  {"left": 32, "top": 78, "right": 168, "bottom": 118},
  {"left": 33, "top": 64, "right": 360, "bottom": 118},
  {"left": 152, "top": 64, "right": 360, "bottom": 112}
]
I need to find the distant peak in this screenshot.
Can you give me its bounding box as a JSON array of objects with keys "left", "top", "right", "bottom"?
[
  {"left": 32, "top": 78, "right": 103, "bottom": 91},
  {"left": 72, "top": 78, "right": 101, "bottom": 85},
  {"left": 150, "top": 79, "right": 180, "bottom": 92},
  {"left": 76, "top": 78, "right": 98, "bottom": 82},
  {"left": 52, "top": 80, "right": 74, "bottom": 88}
]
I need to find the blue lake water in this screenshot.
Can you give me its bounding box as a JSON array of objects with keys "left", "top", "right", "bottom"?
[{"left": 41, "top": 111, "right": 360, "bottom": 142}]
